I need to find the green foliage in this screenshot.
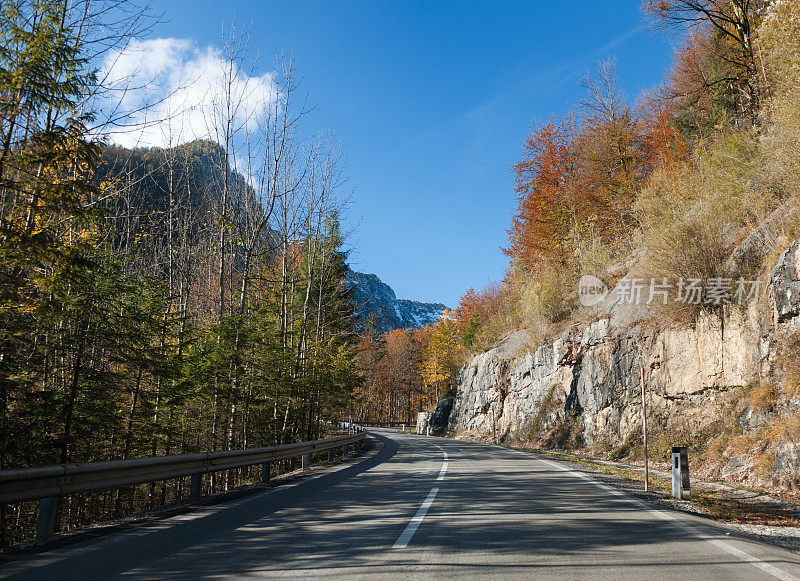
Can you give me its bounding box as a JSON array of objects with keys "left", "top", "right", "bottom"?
[{"left": 0, "top": 1, "right": 362, "bottom": 546}]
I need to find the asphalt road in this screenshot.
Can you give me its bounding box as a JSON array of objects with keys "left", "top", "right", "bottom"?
[{"left": 3, "top": 429, "right": 800, "bottom": 580}]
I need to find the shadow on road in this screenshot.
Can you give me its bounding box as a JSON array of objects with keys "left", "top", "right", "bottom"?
[{"left": 9, "top": 432, "right": 800, "bottom": 580}]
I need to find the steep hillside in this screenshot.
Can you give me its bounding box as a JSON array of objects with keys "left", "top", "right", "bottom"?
[
  {"left": 440, "top": 231, "right": 800, "bottom": 493},
  {"left": 347, "top": 270, "right": 447, "bottom": 333}
]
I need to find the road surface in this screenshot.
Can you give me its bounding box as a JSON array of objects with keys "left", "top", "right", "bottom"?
[{"left": 3, "top": 429, "right": 800, "bottom": 580}]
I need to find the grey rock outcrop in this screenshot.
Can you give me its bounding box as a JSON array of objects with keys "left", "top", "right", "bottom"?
[
  {"left": 429, "top": 397, "right": 454, "bottom": 436},
  {"left": 774, "top": 442, "right": 800, "bottom": 476},
  {"left": 449, "top": 303, "right": 765, "bottom": 446},
  {"left": 416, "top": 412, "right": 433, "bottom": 435},
  {"left": 739, "top": 405, "right": 775, "bottom": 433},
  {"left": 770, "top": 241, "right": 800, "bottom": 325},
  {"left": 448, "top": 237, "right": 800, "bottom": 487}
]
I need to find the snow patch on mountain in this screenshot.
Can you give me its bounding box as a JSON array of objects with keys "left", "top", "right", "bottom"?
[{"left": 346, "top": 270, "right": 447, "bottom": 333}]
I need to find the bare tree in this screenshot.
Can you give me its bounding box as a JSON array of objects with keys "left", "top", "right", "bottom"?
[{"left": 643, "top": 0, "right": 766, "bottom": 119}]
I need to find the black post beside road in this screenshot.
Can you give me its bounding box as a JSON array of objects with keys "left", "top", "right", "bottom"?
[
  {"left": 671, "top": 445, "right": 690, "bottom": 496},
  {"left": 191, "top": 473, "right": 202, "bottom": 497}
]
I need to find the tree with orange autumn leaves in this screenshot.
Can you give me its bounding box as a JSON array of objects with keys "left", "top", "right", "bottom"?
[
  {"left": 504, "top": 115, "right": 577, "bottom": 269},
  {"left": 355, "top": 314, "right": 461, "bottom": 422},
  {"left": 644, "top": 0, "right": 765, "bottom": 123},
  {"left": 505, "top": 59, "right": 695, "bottom": 275},
  {"left": 459, "top": 29, "right": 711, "bottom": 352}
]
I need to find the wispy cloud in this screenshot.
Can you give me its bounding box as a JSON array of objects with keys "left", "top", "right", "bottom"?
[
  {"left": 412, "top": 25, "right": 644, "bottom": 183},
  {"left": 98, "top": 38, "right": 278, "bottom": 148},
  {"left": 458, "top": 25, "right": 644, "bottom": 130}
]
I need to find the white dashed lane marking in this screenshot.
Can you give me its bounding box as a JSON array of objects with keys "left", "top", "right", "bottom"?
[{"left": 392, "top": 444, "right": 448, "bottom": 549}]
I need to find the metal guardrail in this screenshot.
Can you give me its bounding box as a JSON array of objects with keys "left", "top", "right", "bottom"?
[{"left": 0, "top": 430, "right": 366, "bottom": 539}]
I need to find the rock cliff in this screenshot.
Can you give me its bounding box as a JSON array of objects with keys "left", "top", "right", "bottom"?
[{"left": 446, "top": 240, "right": 800, "bottom": 487}]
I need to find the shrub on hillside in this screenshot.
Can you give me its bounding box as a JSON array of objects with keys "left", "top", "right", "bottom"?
[
  {"left": 643, "top": 219, "right": 727, "bottom": 324},
  {"left": 518, "top": 265, "right": 575, "bottom": 328},
  {"left": 760, "top": 0, "right": 800, "bottom": 198}
]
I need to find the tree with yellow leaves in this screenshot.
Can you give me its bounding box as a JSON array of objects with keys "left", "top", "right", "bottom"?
[{"left": 422, "top": 313, "right": 462, "bottom": 401}]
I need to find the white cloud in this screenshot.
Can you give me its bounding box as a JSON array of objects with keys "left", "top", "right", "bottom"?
[{"left": 98, "top": 37, "right": 278, "bottom": 148}]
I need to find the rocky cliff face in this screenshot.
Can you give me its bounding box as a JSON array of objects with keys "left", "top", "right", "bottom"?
[
  {"left": 447, "top": 240, "right": 800, "bottom": 487},
  {"left": 347, "top": 270, "right": 447, "bottom": 332}
]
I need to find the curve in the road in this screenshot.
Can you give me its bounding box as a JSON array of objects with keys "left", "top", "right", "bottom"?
[{"left": 2, "top": 429, "right": 800, "bottom": 581}]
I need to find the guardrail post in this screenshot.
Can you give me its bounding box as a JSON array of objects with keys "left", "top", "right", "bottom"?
[
  {"left": 343, "top": 444, "right": 349, "bottom": 456},
  {"left": 301, "top": 453, "right": 309, "bottom": 471},
  {"left": 35, "top": 496, "right": 58, "bottom": 541},
  {"left": 261, "top": 461, "right": 271, "bottom": 482},
  {"left": 327, "top": 449, "right": 334, "bottom": 462},
  {"left": 191, "top": 473, "right": 202, "bottom": 498}
]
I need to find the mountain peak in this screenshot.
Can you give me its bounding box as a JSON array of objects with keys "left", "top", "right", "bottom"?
[{"left": 346, "top": 270, "right": 447, "bottom": 333}]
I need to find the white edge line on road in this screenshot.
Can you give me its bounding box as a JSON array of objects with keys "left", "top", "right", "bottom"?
[
  {"left": 533, "top": 454, "right": 797, "bottom": 581},
  {"left": 435, "top": 446, "right": 448, "bottom": 481}
]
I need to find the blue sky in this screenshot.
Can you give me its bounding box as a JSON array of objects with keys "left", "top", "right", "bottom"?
[{"left": 144, "top": 1, "right": 675, "bottom": 307}]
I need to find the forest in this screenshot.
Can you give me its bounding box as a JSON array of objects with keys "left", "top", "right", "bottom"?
[
  {"left": 354, "top": 315, "right": 461, "bottom": 424},
  {"left": 0, "top": 0, "right": 371, "bottom": 545}
]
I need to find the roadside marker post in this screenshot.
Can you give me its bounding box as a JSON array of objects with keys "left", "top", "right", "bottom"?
[
  {"left": 671, "top": 445, "right": 690, "bottom": 498},
  {"left": 35, "top": 497, "right": 58, "bottom": 541},
  {"left": 641, "top": 366, "right": 649, "bottom": 492},
  {"left": 671, "top": 451, "right": 681, "bottom": 499},
  {"left": 190, "top": 473, "right": 202, "bottom": 497}
]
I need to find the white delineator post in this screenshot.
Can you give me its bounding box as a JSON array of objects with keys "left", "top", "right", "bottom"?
[
  {"left": 493, "top": 405, "right": 499, "bottom": 445},
  {"left": 672, "top": 445, "right": 691, "bottom": 498},
  {"left": 641, "top": 366, "right": 649, "bottom": 492},
  {"left": 671, "top": 451, "right": 682, "bottom": 499}
]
